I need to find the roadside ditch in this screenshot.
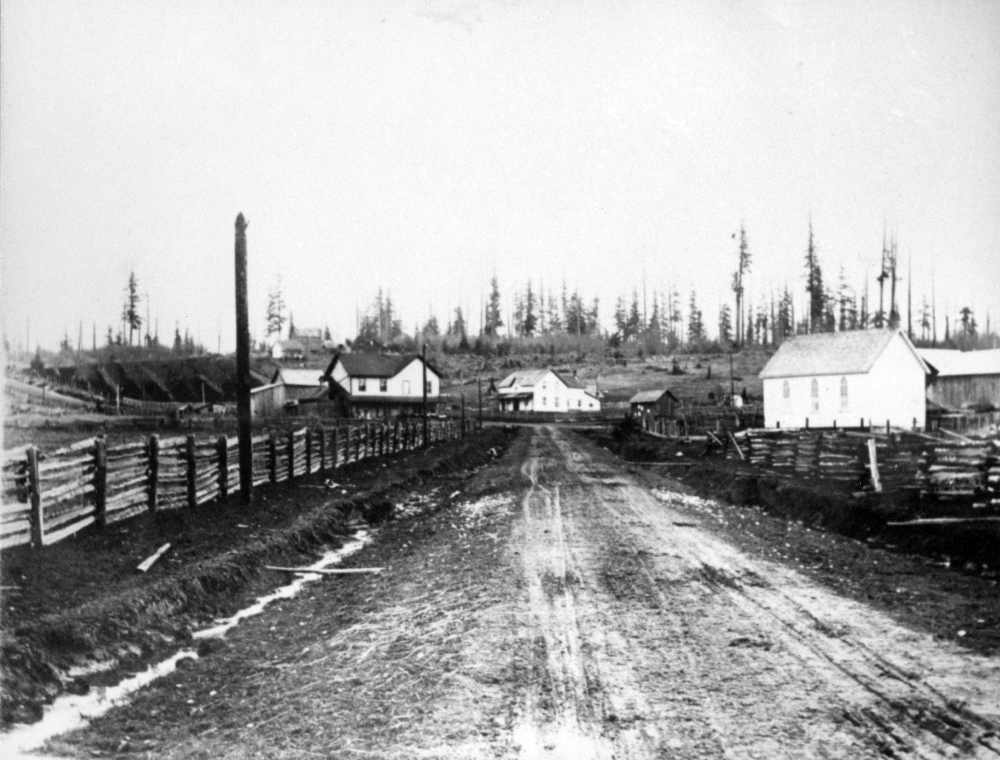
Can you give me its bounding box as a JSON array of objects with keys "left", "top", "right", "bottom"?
[{"left": 1, "top": 426, "right": 518, "bottom": 728}]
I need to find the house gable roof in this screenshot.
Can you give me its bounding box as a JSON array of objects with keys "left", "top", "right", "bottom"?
[
  {"left": 759, "top": 329, "right": 925, "bottom": 379},
  {"left": 498, "top": 368, "right": 579, "bottom": 390},
  {"left": 325, "top": 353, "right": 441, "bottom": 380}
]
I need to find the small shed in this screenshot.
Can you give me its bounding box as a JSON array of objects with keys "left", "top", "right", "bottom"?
[{"left": 629, "top": 389, "right": 680, "bottom": 418}]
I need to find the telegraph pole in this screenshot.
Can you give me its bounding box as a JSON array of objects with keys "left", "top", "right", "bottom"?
[
  {"left": 234, "top": 213, "right": 253, "bottom": 503},
  {"left": 422, "top": 343, "right": 429, "bottom": 449},
  {"left": 478, "top": 376, "right": 483, "bottom": 429}
]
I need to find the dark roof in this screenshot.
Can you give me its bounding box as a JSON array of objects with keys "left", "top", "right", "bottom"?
[
  {"left": 629, "top": 389, "right": 679, "bottom": 404},
  {"left": 324, "top": 353, "right": 441, "bottom": 379},
  {"left": 759, "top": 330, "right": 926, "bottom": 379}
]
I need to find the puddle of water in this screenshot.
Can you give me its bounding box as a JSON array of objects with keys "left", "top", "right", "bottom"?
[
  {"left": 2, "top": 530, "right": 372, "bottom": 757},
  {"left": 194, "top": 529, "right": 371, "bottom": 639}
]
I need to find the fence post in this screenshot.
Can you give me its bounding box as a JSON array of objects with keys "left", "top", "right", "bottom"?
[
  {"left": 94, "top": 437, "right": 108, "bottom": 528},
  {"left": 867, "top": 438, "right": 882, "bottom": 493},
  {"left": 305, "top": 428, "right": 313, "bottom": 475},
  {"left": 344, "top": 425, "right": 352, "bottom": 464},
  {"left": 394, "top": 420, "right": 400, "bottom": 453},
  {"left": 269, "top": 434, "right": 278, "bottom": 484},
  {"left": 186, "top": 435, "right": 197, "bottom": 508},
  {"left": 27, "top": 446, "right": 43, "bottom": 548},
  {"left": 318, "top": 427, "right": 326, "bottom": 472},
  {"left": 144, "top": 435, "right": 159, "bottom": 513},
  {"left": 217, "top": 435, "right": 228, "bottom": 501},
  {"left": 287, "top": 430, "right": 295, "bottom": 480},
  {"left": 332, "top": 427, "right": 339, "bottom": 468}
]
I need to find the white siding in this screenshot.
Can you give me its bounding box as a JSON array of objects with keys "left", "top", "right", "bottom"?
[
  {"left": 498, "top": 370, "right": 601, "bottom": 413},
  {"left": 763, "top": 333, "right": 925, "bottom": 430},
  {"left": 331, "top": 357, "right": 439, "bottom": 398}
]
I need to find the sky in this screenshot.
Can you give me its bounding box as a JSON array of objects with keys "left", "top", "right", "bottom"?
[{"left": 2, "top": 0, "right": 999, "bottom": 352}]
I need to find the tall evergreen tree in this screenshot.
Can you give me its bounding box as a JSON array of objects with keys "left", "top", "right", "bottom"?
[
  {"left": 123, "top": 272, "right": 142, "bottom": 346},
  {"left": 485, "top": 277, "right": 504, "bottom": 337},
  {"left": 523, "top": 282, "right": 538, "bottom": 337},
  {"left": 804, "top": 221, "right": 825, "bottom": 332},
  {"left": 718, "top": 304, "right": 733, "bottom": 345},
  {"left": 731, "top": 226, "right": 751, "bottom": 346}
]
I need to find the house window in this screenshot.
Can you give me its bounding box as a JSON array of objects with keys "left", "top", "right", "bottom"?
[
  {"left": 840, "top": 377, "right": 848, "bottom": 410},
  {"left": 380, "top": 378, "right": 388, "bottom": 392},
  {"left": 578, "top": 399, "right": 582, "bottom": 408},
  {"left": 811, "top": 378, "right": 819, "bottom": 411},
  {"left": 403, "top": 380, "right": 410, "bottom": 395},
  {"left": 782, "top": 380, "right": 790, "bottom": 400},
  {"left": 425, "top": 381, "right": 432, "bottom": 394},
  {"left": 555, "top": 397, "right": 560, "bottom": 408},
  {"left": 358, "top": 378, "right": 367, "bottom": 392},
  {"left": 542, "top": 397, "right": 547, "bottom": 407}
]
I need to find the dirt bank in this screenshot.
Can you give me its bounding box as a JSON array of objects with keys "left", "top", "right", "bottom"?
[{"left": 1, "top": 427, "right": 518, "bottom": 727}]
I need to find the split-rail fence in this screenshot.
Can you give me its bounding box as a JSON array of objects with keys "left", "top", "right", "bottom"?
[{"left": 2, "top": 417, "right": 474, "bottom": 552}]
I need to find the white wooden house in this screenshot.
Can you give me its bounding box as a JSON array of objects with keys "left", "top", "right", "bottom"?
[
  {"left": 759, "top": 329, "right": 929, "bottom": 430},
  {"left": 322, "top": 353, "right": 441, "bottom": 418},
  {"left": 496, "top": 369, "right": 601, "bottom": 413}
]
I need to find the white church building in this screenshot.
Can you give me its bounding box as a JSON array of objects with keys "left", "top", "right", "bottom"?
[{"left": 759, "top": 329, "right": 929, "bottom": 430}]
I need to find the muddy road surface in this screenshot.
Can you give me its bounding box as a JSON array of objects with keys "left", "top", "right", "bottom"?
[{"left": 43, "top": 426, "right": 1000, "bottom": 758}]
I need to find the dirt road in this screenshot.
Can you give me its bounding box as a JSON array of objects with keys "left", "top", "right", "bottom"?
[
  {"left": 50, "top": 426, "right": 1000, "bottom": 759},
  {"left": 512, "top": 427, "right": 1000, "bottom": 758}
]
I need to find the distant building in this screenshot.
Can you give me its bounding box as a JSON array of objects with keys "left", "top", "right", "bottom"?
[
  {"left": 629, "top": 389, "right": 680, "bottom": 418},
  {"left": 271, "top": 338, "right": 305, "bottom": 361},
  {"left": 918, "top": 348, "right": 1000, "bottom": 410},
  {"left": 250, "top": 382, "right": 285, "bottom": 418},
  {"left": 759, "top": 329, "right": 929, "bottom": 430},
  {"left": 496, "top": 369, "right": 601, "bottom": 413},
  {"left": 322, "top": 352, "right": 441, "bottom": 419}
]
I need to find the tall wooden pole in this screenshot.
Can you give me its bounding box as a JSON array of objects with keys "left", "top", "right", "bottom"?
[
  {"left": 478, "top": 376, "right": 483, "bottom": 429},
  {"left": 234, "top": 213, "right": 253, "bottom": 503},
  {"left": 422, "top": 344, "right": 428, "bottom": 449}
]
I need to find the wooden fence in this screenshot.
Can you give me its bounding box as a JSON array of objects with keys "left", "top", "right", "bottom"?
[
  {"left": 1, "top": 417, "right": 473, "bottom": 551},
  {"left": 724, "top": 429, "right": 1000, "bottom": 503}
]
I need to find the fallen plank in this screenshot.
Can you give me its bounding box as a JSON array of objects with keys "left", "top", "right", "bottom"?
[
  {"left": 885, "top": 517, "right": 1000, "bottom": 527},
  {"left": 265, "top": 565, "right": 384, "bottom": 575},
  {"left": 633, "top": 462, "right": 696, "bottom": 466},
  {"left": 137, "top": 543, "right": 172, "bottom": 573}
]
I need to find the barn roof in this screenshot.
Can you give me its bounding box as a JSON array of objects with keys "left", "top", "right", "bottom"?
[
  {"left": 629, "top": 389, "right": 679, "bottom": 404},
  {"left": 917, "top": 348, "right": 1000, "bottom": 377},
  {"left": 759, "top": 329, "right": 924, "bottom": 379},
  {"left": 272, "top": 368, "right": 327, "bottom": 387}
]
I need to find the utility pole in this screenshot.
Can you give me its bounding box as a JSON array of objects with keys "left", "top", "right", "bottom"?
[
  {"left": 422, "top": 343, "right": 428, "bottom": 449},
  {"left": 234, "top": 213, "right": 253, "bottom": 504},
  {"left": 478, "top": 376, "right": 483, "bottom": 428},
  {"left": 729, "top": 351, "right": 735, "bottom": 403}
]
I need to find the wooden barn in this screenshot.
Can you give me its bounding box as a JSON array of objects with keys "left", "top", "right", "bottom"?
[
  {"left": 760, "top": 329, "right": 929, "bottom": 430},
  {"left": 918, "top": 348, "right": 1000, "bottom": 410},
  {"left": 629, "top": 389, "right": 680, "bottom": 418}
]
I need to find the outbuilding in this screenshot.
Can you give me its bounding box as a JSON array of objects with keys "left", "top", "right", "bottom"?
[
  {"left": 759, "top": 329, "right": 929, "bottom": 430},
  {"left": 629, "top": 389, "right": 680, "bottom": 418},
  {"left": 917, "top": 348, "right": 1000, "bottom": 410}
]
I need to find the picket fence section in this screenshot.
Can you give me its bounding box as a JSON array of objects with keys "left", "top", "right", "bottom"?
[
  {"left": 2, "top": 417, "right": 472, "bottom": 551},
  {"left": 725, "top": 429, "right": 1000, "bottom": 503}
]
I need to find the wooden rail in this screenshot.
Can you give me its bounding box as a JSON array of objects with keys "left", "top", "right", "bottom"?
[{"left": 1, "top": 416, "right": 476, "bottom": 552}]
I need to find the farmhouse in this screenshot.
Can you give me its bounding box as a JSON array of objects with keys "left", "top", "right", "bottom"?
[
  {"left": 917, "top": 348, "right": 1000, "bottom": 410},
  {"left": 629, "top": 389, "right": 680, "bottom": 418},
  {"left": 759, "top": 329, "right": 929, "bottom": 430},
  {"left": 322, "top": 352, "right": 441, "bottom": 419},
  {"left": 496, "top": 369, "right": 601, "bottom": 413}
]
